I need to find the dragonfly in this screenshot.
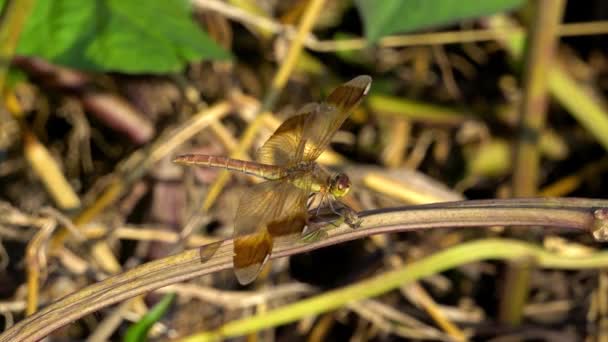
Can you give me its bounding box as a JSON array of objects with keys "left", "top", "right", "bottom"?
[{"left": 174, "top": 75, "right": 372, "bottom": 285}]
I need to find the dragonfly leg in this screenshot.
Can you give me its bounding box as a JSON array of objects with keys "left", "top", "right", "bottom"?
[
  {"left": 329, "top": 198, "right": 361, "bottom": 229},
  {"left": 302, "top": 211, "right": 330, "bottom": 241},
  {"left": 327, "top": 196, "right": 341, "bottom": 215},
  {"left": 306, "top": 193, "right": 316, "bottom": 210},
  {"left": 303, "top": 194, "right": 333, "bottom": 236},
  {"left": 315, "top": 194, "right": 327, "bottom": 217},
  {"left": 321, "top": 196, "right": 348, "bottom": 228},
  {"left": 342, "top": 206, "right": 362, "bottom": 228}
]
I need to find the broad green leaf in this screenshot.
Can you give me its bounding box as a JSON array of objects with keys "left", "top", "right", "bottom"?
[
  {"left": 124, "top": 293, "right": 176, "bottom": 342},
  {"left": 354, "top": 0, "right": 525, "bottom": 42},
  {"left": 6, "top": 0, "right": 230, "bottom": 74}
]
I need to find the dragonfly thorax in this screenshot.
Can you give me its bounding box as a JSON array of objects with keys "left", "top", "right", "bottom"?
[{"left": 285, "top": 161, "right": 317, "bottom": 174}]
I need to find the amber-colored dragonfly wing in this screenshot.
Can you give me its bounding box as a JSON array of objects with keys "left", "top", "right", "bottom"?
[
  {"left": 255, "top": 109, "right": 312, "bottom": 166},
  {"left": 256, "top": 76, "right": 371, "bottom": 166},
  {"left": 232, "top": 179, "right": 309, "bottom": 285},
  {"left": 300, "top": 75, "right": 372, "bottom": 161}
]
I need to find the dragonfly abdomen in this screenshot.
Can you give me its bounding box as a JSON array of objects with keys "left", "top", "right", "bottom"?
[{"left": 173, "top": 154, "right": 283, "bottom": 180}]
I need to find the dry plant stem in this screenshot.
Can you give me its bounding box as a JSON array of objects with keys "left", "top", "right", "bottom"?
[
  {"left": 155, "top": 283, "right": 314, "bottom": 309},
  {"left": 0, "top": 301, "right": 25, "bottom": 313},
  {"left": 0, "top": 0, "right": 36, "bottom": 93},
  {"left": 147, "top": 102, "right": 233, "bottom": 167},
  {"left": 193, "top": 0, "right": 608, "bottom": 50},
  {"left": 22, "top": 127, "right": 81, "bottom": 210},
  {"left": 54, "top": 247, "right": 88, "bottom": 274},
  {"left": 595, "top": 272, "right": 608, "bottom": 339},
  {"left": 347, "top": 302, "right": 444, "bottom": 340},
  {"left": 209, "top": 120, "right": 238, "bottom": 151},
  {"left": 540, "top": 158, "right": 608, "bottom": 197},
  {"left": 403, "top": 282, "right": 466, "bottom": 341},
  {"left": 486, "top": 15, "right": 608, "bottom": 152},
  {"left": 83, "top": 225, "right": 215, "bottom": 247},
  {"left": 363, "top": 172, "right": 463, "bottom": 205},
  {"left": 86, "top": 298, "right": 135, "bottom": 342},
  {"left": 381, "top": 119, "right": 409, "bottom": 168},
  {"left": 192, "top": 0, "right": 281, "bottom": 35},
  {"left": 49, "top": 102, "right": 232, "bottom": 250},
  {"left": 513, "top": 0, "right": 565, "bottom": 196},
  {"left": 432, "top": 46, "right": 460, "bottom": 98},
  {"left": 200, "top": 112, "right": 266, "bottom": 211},
  {"left": 39, "top": 103, "right": 231, "bottom": 325},
  {"left": 5, "top": 90, "right": 81, "bottom": 210},
  {"left": 25, "top": 219, "right": 55, "bottom": 316},
  {"left": 91, "top": 242, "right": 121, "bottom": 274},
  {"left": 268, "top": 0, "right": 326, "bottom": 92},
  {"left": 307, "top": 312, "right": 335, "bottom": 342},
  {"left": 348, "top": 299, "right": 450, "bottom": 340},
  {"left": 4, "top": 198, "right": 608, "bottom": 341},
  {"left": 312, "top": 21, "right": 608, "bottom": 51}
]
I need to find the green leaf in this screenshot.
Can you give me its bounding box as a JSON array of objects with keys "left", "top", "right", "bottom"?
[
  {"left": 124, "top": 293, "right": 176, "bottom": 342},
  {"left": 6, "top": 68, "right": 27, "bottom": 89},
  {"left": 8, "top": 0, "right": 230, "bottom": 74},
  {"left": 354, "top": 0, "right": 525, "bottom": 42},
  {"left": 333, "top": 32, "right": 371, "bottom": 67}
]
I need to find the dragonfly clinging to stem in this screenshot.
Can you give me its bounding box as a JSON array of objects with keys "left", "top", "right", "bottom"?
[{"left": 174, "top": 75, "right": 372, "bottom": 285}]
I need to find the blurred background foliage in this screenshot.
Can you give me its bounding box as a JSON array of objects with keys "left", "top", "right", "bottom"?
[{"left": 1, "top": 0, "right": 608, "bottom": 341}]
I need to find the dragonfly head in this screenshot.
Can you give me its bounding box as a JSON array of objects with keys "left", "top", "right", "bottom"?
[{"left": 329, "top": 173, "right": 351, "bottom": 198}]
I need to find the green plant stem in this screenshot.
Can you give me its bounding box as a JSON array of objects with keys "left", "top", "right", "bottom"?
[
  {"left": 368, "top": 94, "right": 470, "bottom": 125},
  {"left": 3, "top": 198, "right": 608, "bottom": 342},
  {"left": 124, "top": 293, "right": 176, "bottom": 342},
  {"left": 506, "top": 0, "right": 566, "bottom": 328},
  {"left": 513, "top": 0, "right": 565, "bottom": 196},
  {"left": 498, "top": 256, "right": 535, "bottom": 325},
  {"left": 183, "top": 238, "right": 608, "bottom": 341}
]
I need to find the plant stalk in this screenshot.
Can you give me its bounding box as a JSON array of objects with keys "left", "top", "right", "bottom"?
[
  {"left": 512, "top": 0, "right": 565, "bottom": 196},
  {"left": 3, "top": 198, "right": 608, "bottom": 341}
]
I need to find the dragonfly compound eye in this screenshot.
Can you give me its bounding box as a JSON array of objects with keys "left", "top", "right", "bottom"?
[{"left": 331, "top": 173, "right": 351, "bottom": 197}]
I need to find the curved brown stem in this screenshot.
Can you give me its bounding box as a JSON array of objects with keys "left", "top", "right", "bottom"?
[{"left": 2, "top": 198, "right": 607, "bottom": 342}]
